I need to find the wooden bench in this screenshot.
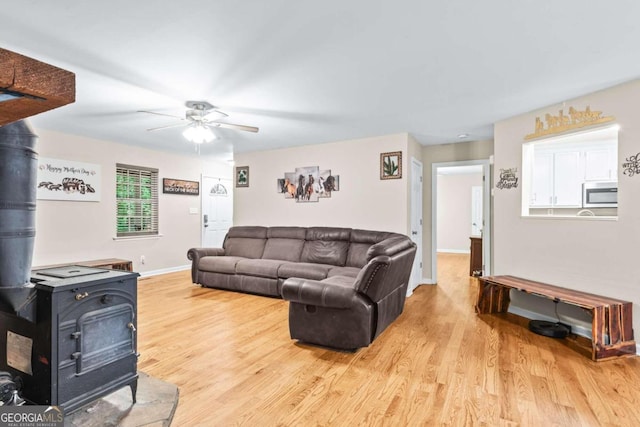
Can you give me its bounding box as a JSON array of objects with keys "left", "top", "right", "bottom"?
[
  {"left": 476, "top": 275, "right": 635, "bottom": 361},
  {"left": 34, "top": 258, "right": 133, "bottom": 272}
]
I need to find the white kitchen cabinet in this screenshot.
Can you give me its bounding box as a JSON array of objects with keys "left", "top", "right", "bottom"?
[
  {"left": 585, "top": 147, "right": 617, "bottom": 181},
  {"left": 530, "top": 152, "right": 553, "bottom": 206},
  {"left": 530, "top": 151, "right": 581, "bottom": 207},
  {"left": 554, "top": 151, "right": 582, "bottom": 206}
]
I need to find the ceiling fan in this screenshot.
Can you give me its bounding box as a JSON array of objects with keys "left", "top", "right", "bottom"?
[{"left": 138, "top": 101, "right": 259, "bottom": 144}]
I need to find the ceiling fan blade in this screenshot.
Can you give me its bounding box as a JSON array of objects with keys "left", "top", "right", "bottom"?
[
  {"left": 146, "top": 122, "right": 188, "bottom": 132},
  {"left": 138, "top": 110, "right": 186, "bottom": 120},
  {"left": 212, "top": 122, "right": 259, "bottom": 133},
  {"left": 204, "top": 110, "right": 229, "bottom": 120}
]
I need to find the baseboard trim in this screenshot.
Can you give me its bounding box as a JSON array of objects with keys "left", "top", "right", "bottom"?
[
  {"left": 437, "top": 249, "right": 470, "bottom": 254},
  {"left": 139, "top": 264, "right": 190, "bottom": 278}
]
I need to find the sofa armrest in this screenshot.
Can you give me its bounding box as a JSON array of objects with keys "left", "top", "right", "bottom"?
[
  {"left": 187, "top": 247, "right": 225, "bottom": 260},
  {"left": 366, "top": 236, "right": 415, "bottom": 262},
  {"left": 281, "top": 277, "right": 360, "bottom": 309},
  {"left": 186, "top": 247, "right": 225, "bottom": 283}
]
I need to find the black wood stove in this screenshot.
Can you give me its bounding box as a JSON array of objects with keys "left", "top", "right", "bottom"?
[
  {"left": 0, "top": 121, "right": 139, "bottom": 413},
  {"left": 0, "top": 266, "right": 139, "bottom": 412}
]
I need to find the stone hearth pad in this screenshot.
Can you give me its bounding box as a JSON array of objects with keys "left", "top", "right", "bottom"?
[{"left": 66, "top": 372, "right": 178, "bottom": 427}]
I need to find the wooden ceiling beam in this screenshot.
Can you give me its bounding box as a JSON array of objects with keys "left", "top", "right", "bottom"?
[{"left": 0, "top": 47, "right": 75, "bottom": 126}]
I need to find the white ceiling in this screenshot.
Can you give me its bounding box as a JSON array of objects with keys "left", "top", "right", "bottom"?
[{"left": 2, "top": 1, "right": 639, "bottom": 159}]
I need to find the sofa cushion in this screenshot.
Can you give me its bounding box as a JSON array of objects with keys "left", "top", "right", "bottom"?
[
  {"left": 223, "top": 226, "right": 268, "bottom": 258},
  {"left": 346, "top": 229, "right": 395, "bottom": 267},
  {"left": 236, "top": 259, "right": 286, "bottom": 279},
  {"left": 305, "top": 227, "right": 351, "bottom": 242},
  {"left": 328, "top": 266, "right": 361, "bottom": 278},
  {"left": 301, "top": 227, "right": 351, "bottom": 266},
  {"left": 262, "top": 238, "right": 305, "bottom": 262},
  {"left": 278, "top": 262, "right": 332, "bottom": 281},
  {"left": 199, "top": 256, "right": 246, "bottom": 275},
  {"left": 345, "top": 243, "right": 371, "bottom": 268},
  {"left": 261, "top": 227, "right": 306, "bottom": 261},
  {"left": 267, "top": 226, "right": 307, "bottom": 239},
  {"left": 301, "top": 240, "right": 349, "bottom": 266},
  {"left": 226, "top": 226, "right": 268, "bottom": 239}
]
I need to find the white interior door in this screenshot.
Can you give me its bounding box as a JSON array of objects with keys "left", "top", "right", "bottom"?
[
  {"left": 408, "top": 157, "right": 423, "bottom": 295},
  {"left": 201, "top": 176, "right": 233, "bottom": 248}
]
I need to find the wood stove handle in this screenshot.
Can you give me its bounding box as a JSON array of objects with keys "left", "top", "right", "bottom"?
[{"left": 75, "top": 292, "right": 89, "bottom": 301}]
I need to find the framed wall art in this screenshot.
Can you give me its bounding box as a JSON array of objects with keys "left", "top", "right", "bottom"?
[
  {"left": 162, "top": 178, "right": 199, "bottom": 195},
  {"left": 37, "top": 157, "right": 101, "bottom": 201},
  {"left": 380, "top": 151, "right": 402, "bottom": 180},
  {"left": 235, "top": 166, "right": 249, "bottom": 188},
  {"left": 277, "top": 166, "right": 340, "bottom": 203}
]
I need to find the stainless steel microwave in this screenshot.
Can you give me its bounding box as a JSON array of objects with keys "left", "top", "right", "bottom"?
[{"left": 582, "top": 181, "right": 617, "bottom": 208}]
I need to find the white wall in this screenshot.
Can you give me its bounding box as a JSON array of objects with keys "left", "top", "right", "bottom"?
[
  {"left": 493, "top": 79, "right": 640, "bottom": 338},
  {"left": 233, "top": 133, "right": 411, "bottom": 234},
  {"left": 437, "top": 172, "right": 483, "bottom": 252},
  {"left": 32, "top": 128, "right": 231, "bottom": 274}
]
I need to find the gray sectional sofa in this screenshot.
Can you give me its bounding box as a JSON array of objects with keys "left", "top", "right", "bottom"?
[{"left": 187, "top": 226, "right": 417, "bottom": 350}]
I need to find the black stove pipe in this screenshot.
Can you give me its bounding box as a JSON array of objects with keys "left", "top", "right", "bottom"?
[{"left": 0, "top": 120, "right": 38, "bottom": 320}]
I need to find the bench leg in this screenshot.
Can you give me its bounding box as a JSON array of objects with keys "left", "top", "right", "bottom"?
[{"left": 476, "top": 283, "right": 510, "bottom": 314}]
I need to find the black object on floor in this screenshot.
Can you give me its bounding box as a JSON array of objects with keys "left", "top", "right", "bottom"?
[{"left": 528, "top": 320, "right": 571, "bottom": 338}]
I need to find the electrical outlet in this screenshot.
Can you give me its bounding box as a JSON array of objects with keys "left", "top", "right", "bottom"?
[{"left": 140, "top": 255, "right": 145, "bottom": 265}]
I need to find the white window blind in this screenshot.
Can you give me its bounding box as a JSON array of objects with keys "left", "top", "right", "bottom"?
[{"left": 116, "top": 164, "right": 159, "bottom": 237}]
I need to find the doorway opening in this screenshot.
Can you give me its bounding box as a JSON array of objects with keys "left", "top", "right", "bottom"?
[{"left": 431, "top": 160, "right": 491, "bottom": 284}]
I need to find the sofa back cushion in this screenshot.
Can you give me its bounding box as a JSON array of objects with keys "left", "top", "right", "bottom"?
[
  {"left": 346, "top": 229, "right": 394, "bottom": 267},
  {"left": 301, "top": 227, "right": 350, "bottom": 266},
  {"left": 223, "top": 226, "right": 268, "bottom": 259},
  {"left": 262, "top": 227, "right": 306, "bottom": 262}
]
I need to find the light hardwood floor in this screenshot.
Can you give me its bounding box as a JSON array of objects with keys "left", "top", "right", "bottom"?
[{"left": 137, "top": 253, "right": 640, "bottom": 426}]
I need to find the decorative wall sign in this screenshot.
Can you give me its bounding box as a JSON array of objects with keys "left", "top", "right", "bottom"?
[
  {"left": 162, "top": 178, "right": 199, "bottom": 195},
  {"left": 525, "top": 105, "right": 615, "bottom": 140},
  {"left": 496, "top": 168, "right": 518, "bottom": 189},
  {"left": 235, "top": 166, "right": 249, "bottom": 188},
  {"left": 37, "top": 157, "right": 101, "bottom": 201},
  {"left": 622, "top": 152, "right": 640, "bottom": 177},
  {"left": 380, "top": 151, "right": 402, "bottom": 179},
  {"left": 277, "top": 166, "right": 339, "bottom": 203}
]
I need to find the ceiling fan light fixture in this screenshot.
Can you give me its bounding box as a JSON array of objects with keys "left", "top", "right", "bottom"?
[{"left": 183, "top": 124, "right": 215, "bottom": 144}]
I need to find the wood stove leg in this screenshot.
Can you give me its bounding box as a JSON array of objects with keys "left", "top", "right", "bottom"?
[{"left": 130, "top": 378, "right": 138, "bottom": 404}]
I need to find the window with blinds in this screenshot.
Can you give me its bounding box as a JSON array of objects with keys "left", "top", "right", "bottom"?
[{"left": 116, "top": 164, "right": 159, "bottom": 237}]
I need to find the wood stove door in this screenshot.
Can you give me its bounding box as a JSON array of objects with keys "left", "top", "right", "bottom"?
[
  {"left": 57, "top": 280, "right": 138, "bottom": 408},
  {"left": 75, "top": 304, "right": 135, "bottom": 374}
]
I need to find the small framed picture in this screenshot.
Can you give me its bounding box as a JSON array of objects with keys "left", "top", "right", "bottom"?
[
  {"left": 235, "top": 166, "right": 249, "bottom": 188},
  {"left": 380, "top": 151, "right": 402, "bottom": 180}
]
